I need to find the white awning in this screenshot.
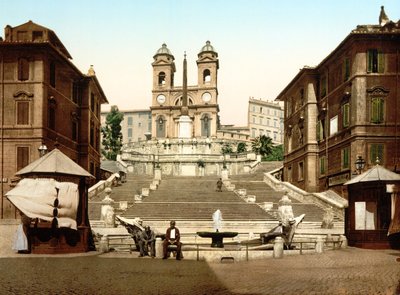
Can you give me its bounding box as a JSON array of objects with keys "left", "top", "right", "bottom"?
[{"left": 6, "top": 178, "right": 79, "bottom": 230}]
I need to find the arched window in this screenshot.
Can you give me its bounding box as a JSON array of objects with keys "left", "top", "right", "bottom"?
[
  {"left": 156, "top": 116, "right": 165, "bottom": 138},
  {"left": 203, "top": 69, "right": 211, "bottom": 83},
  {"left": 174, "top": 97, "right": 194, "bottom": 106},
  {"left": 158, "top": 72, "right": 166, "bottom": 86},
  {"left": 201, "top": 115, "right": 211, "bottom": 137}
]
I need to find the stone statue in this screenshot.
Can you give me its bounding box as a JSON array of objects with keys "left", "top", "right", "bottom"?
[{"left": 278, "top": 194, "right": 294, "bottom": 226}]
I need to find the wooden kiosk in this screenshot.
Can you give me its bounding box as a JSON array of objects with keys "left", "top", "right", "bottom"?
[
  {"left": 6, "top": 149, "right": 95, "bottom": 254},
  {"left": 344, "top": 164, "right": 400, "bottom": 249}
]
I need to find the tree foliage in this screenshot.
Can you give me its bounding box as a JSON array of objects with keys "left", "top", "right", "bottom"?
[
  {"left": 264, "top": 144, "right": 284, "bottom": 161},
  {"left": 101, "top": 105, "right": 124, "bottom": 160},
  {"left": 251, "top": 135, "right": 273, "bottom": 158},
  {"left": 237, "top": 142, "right": 247, "bottom": 153},
  {"left": 221, "top": 143, "right": 233, "bottom": 154}
]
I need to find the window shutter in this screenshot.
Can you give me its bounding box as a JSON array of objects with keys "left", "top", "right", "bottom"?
[
  {"left": 18, "top": 58, "right": 29, "bottom": 81},
  {"left": 17, "top": 147, "right": 29, "bottom": 171},
  {"left": 17, "top": 101, "right": 29, "bottom": 125},
  {"left": 370, "top": 144, "right": 384, "bottom": 163},
  {"left": 342, "top": 148, "right": 349, "bottom": 169},
  {"left": 342, "top": 103, "right": 350, "bottom": 127},
  {"left": 367, "top": 50, "right": 373, "bottom": 73},
  {"left": 378, "top": 51, "right": 385, "bottom": 73}
]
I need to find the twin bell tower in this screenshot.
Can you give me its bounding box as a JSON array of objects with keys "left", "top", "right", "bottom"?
[{"left": 151, "top": 41, "right": 219, "bottom": 139}]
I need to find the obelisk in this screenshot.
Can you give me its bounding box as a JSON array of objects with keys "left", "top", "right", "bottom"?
[{"left": 178, "top": 52, "right": 192, "bottom": 138}]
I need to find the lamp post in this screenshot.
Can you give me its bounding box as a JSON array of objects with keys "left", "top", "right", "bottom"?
[
  {"left": 355, "top": 155, "right": 366, "bottom": 174},
  {"left": 38, "top": 143, "right": 48, "bottom": 157}
]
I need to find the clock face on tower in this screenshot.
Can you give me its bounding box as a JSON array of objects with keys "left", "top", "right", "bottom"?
[
  {"left": 201, "top": 92, "right": 212, "bottom": 103},
  {"left": 156, "top": 94, "right": 166, "bottom": 104}
]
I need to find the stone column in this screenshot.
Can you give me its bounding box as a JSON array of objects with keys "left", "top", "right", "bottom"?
[
  {"left": 273, "top": 237, "right": 284, "bottom": 258},
  {"left": 155, "top": 237, "right": 163, "bottom": 258}
]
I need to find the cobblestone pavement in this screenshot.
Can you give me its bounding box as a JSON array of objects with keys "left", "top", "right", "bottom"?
[{"left": 0, "top": 248, "right": 399, "bottom": 295}]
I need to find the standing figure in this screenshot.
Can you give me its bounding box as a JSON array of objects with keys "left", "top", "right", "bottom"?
[
  {"left": 162, "top": 220, "right": 183, "bottom": 260},
  {"left": 216, "top": 178, "right": 223, "bottom": 192},
  {"left": 13, "top": 211, "right": 30, "bottom": 253},
  {"left": 138, "top": 226, "right": 156, "bottom": 257}
]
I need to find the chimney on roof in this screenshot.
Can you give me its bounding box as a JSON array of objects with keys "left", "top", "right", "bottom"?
[{"left": 379, "top": 6, "right": 389, "bottom": 26}]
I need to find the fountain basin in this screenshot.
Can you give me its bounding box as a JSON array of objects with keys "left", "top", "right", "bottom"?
[{"left": 197, "top": 231, "right": 238, "bottom": 248}]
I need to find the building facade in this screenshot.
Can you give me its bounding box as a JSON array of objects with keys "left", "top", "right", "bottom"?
[
  {"left": 151, "top": 41, "right": 219, "bottom": 139},
  {"left": 101, "top": 109, "right": 151, "bottom": 144},
  {"left": 276, "top": 10, "right": 400, "bottom": 195},
  {"left": 248, "top": 97, "right": 284, "bottom": 144},
  {"left": 0, "top": 21, "right": 107, "bottom": 218}
]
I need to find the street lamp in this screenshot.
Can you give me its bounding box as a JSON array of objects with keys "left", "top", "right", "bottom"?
[
  {"left": 355, "top": 155, "right": 366, "bottom": 174},
  {"left": 38, "top": 143, "right": 48, "bottom": 157}
]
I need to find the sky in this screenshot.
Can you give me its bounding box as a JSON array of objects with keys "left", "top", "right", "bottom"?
[{"left": 0, "top": 0, "right": 399, "bottom": 125}]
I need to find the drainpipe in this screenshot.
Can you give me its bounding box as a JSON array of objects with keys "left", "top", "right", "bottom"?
[
  {"left": 395, "top": 49, "right": 399, "bottom": 171},
  {"left": 325, "top": 68, "right": 329, "bottom": 188},
  {"left": 1, "top": 54, "right": 4, "bottom": 219}
]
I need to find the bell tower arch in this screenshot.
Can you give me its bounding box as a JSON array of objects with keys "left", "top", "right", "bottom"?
[
  {"left": 152, "top": 43, "right": 175, "bottom": 91},
  {"left": 197, "top": 41, "right": 218, "bottom": 91}
]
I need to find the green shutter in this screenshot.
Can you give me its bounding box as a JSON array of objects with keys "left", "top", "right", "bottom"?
[
  {"left": 378, "top": 98, "right": 384, "bottom": 122},
  {"left": 320, "top": 157, "right": 325, "bottom": 175},
  {"left": 367, "top": 50, "right": 373, "bottom": 72},
  {"left": 371, "top": 98, "right": 384, "bottom": 123},
  {"left": 378, "top": 51, "right": 385, "bottom": 73},
  {"left": 342, "top": 103, "right": 349, "bottom": 127},
  {"left": 342, "top": 148, "right": 349, "bottom": 169},
  {"left": 343, "top": 58, "right": 350, "bottom": 81},
  {"left": 370, "top": 144, "right": 384, "bottom": 164}
]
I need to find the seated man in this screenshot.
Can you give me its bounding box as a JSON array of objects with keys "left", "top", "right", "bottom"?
[
  {"left": 138, "top": 226, "right": 156, "bottom": 257},
  {"left": 162, "top": 220, "right": 183, "bottom": 260}
]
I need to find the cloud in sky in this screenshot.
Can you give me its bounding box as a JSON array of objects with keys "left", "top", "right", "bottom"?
[{"left": 1, "top": 0, "right": 399, "bottom": 125}]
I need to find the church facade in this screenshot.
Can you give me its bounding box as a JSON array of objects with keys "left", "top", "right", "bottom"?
[{"left": 150, "top": 41, "right": 219, "bottom": 139}]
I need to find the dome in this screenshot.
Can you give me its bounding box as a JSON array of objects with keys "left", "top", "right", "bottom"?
[
  {"left": 154, "top": 43, "right": 173, "bottom": 56},
  {"left": 199, "top": 40, "right": 217, "bottom": 55}
]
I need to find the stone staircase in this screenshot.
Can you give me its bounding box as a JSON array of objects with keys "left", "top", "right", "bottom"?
[{"left": 89, "top": 161, "right": 344, "bottom": 243}]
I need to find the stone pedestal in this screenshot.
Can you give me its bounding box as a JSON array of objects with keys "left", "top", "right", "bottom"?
[
  {"left": 155, "top": 237, "right": 163, "bottom": 258},
  {"left": 340, "top": 235, "right": 348, "bottom": 248},
  {"left": 99, "top": 235, "right": 109, "bottom": 253},
  {"left": 178, "top": 115, "right": 192, "bottom": 138},
  {"left": 273, "top": 237, "right": 284, "bottom": 258},
  {"left": 315, "top": 236, "right": 324, "bottom": 253},
  {"left": 154, "top": 168, "right": 162, "bottom": 180},
  {"left": 221, "top": 169, "right": 229, "bottom": 180},
  {"left": 134, "top": 194, "right": 142, "bottom": 202},
  {"left": 142, "top": 188, "right": 149, "bottom": 197}
]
